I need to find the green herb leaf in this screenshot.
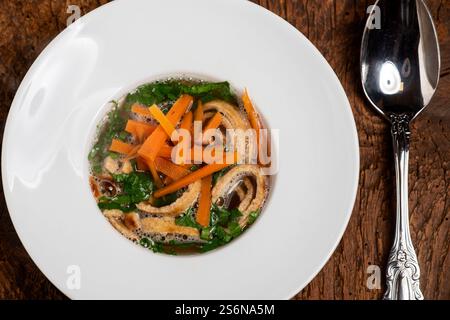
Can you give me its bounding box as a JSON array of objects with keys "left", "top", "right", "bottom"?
[
  {"left": 113, "top": 172, "right": 154, "bottom": 203},
  {"left": 228, "top": 221, "right": 243, "bottom": 238},
  {"left": 98, "top": 197, "right": 136, "bottom": 212},
  {"left": 126, "top": 80, "right": 237, "bottom": 107},
  {"left": 200, "top": 238, "right": 223, "bottom": 253},
  {"left": 168, "top": 240, "right": 197, "bottom": 249},
  {"left": 212, "top": 165, "right": 235, "bottom": 186},
  {"left": 200, "top": 227, "right": 214, "bottom": 240},
  {"left": 139, "top": 237, "right": 166, "bottom": 253},
  {"left": 189, "top": 165, "right": 200, "bottom": 172},
  {"left": 175, "top": 207, "right": 202, "bottom": 229},
  {"left": 229, "top": 208, "right": 243, "bottom": 222},
  {"left": 139, "top": 237, "right": 152, "bottom": 248},
  {"left": 152, "top": 189, "right": 184, "bottom": 207},
  {"left": 98, "top": 172, "right": 153, "bottom": 213},
  {"left": 108, "top": 151, "right": 119, "bottom": 160},
  {"left": 199, "top": 206, "right": 244, "bottom": 252},
  {"left": 214, "top": 226, "right": 232, "bottom": 243},
  {"left": 210, "top": 204, "right": 242, "bottom": 226},
  {"left": 247, "top": 210, "right": 260, "bottom": 225},
  {"left": 118, "top": 131, "right": 130, "bottom": 141},
  {"left": 88, "top": 102, "right": 127, "bottom": 174}
]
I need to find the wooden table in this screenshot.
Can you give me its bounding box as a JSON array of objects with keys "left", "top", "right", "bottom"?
[{"left": 0, "top": 0, "right": 448, "bottom": 300}]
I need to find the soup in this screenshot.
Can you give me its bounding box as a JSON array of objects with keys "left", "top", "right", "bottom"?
[{"left": 88, "top": 78, "right": 271, "bottom": 254}]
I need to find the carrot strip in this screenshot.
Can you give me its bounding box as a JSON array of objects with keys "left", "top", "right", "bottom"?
[
  {"left": 172, "top": 146, "right": 223, "bottom": 165},
  {"left": 203, "top": 112, "right": 222, "bottom": 133},
  {"left": 149, "top": 104, "right": 177, "bottom": 138},
  {"left": 136, "top": 157, "right": 148, "bottom": 171},
  {"left": 191, "top": 101, "right": 204, "bottom": 162},
  {"left": 154, "top": 157, "right": 190, "bottom": 180},
  {"left": 179, "top": 111, "right": 193, "bottom": 133},
  {"left": 109, "top": 139, "right": 135, "bottom": 154},
  {"left": 131, "top": 104, "right": 153, "bottom": 117},
  {"left": 242, "top": 89, "right": 262, "bottom": 163},
  {"left": 194, "top": 100, "right": 203, "bottom": 123},
  {"left": 146, "top": 159, "right": 163, "bottom": 188},
  {"left": 138, "top": 95, "right": 193, "bottom": 162},
  {"left": 173, "top": 144, "right": 223, "bottom": 165},
  {"left": 158, "top": 144, "right": 174, "bottom": 158},
  {"left": 163, "top": 176, "right": 173, "bottom": 186},
  {"left": 154, "top": 161, "right": 232, "bottom": 198},
  {"left": 202, "top": 112, "right": 223, "bottom": 144},
  {"left": 125, "top": 120, "right": 156, "bottom": 142},
  {"left": 196, "top": 175, "right": 212, "bottom": 227},
  {"left": 89, "top": 176, "right": 100, "bottom": 198},
  {"left": 174, "top": 111, "right": 194, "bottom": 164},
  {"left": 124, "top": 144, "right": 141, "bottom": 160}
]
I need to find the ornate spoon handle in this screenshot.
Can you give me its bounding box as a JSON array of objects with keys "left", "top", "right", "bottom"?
[{"left": 384, "top": 113, "right": 423, "bottom": 300}]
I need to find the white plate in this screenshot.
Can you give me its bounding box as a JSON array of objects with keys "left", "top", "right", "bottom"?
[{"left": 2, "top": 0, "right": 358, "bottom": 299}]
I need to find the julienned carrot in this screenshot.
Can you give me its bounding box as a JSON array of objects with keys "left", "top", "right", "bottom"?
[
  {"left": 242, "top": 89, "right": 262, "bottom": 162},
  {"left": 179, "top": 111, "right": 193, "bottom": 133},
  {"left": 172, "top": 144, "right": 224, "bottom": 165},
  {"left": 136, "top": 157, "right": 148, "bottom": 171},
  {"left": 194, "top": 101, "right": 203, "bottom": 123},
  {"left": 154, "top": 157, "right": 190, "bottom": 180},
  {"left": 109, "top": 139, "right": 135, "bottom": 154},
  {"left": 111, "top": 141, "right": 171, "bottom": 163},
  {"left": 196, "top": 175, "right": 212, "bottom": 227},
  {"left": 146, "top": 158, "right": 163, "bottom": 188},
  {"left": 163, "top": 176, "right": 172, "bottom": 186},
  {"left": 174, "top": 111, "right": 194, "bottom": 164},
  {"left": 191, "top": 101, "right": 204, "bottom": 161},
  {"left": 124, "top": 144, "right": 141, "bottom": 160},
  {"left": 203, "top": 112, "right": 222, "bottom": 133},
  {"left": 154, "top": 160, "right": 234, "bottom": 198},
  {"left": 131, "top": 104, "right": 153, "bottom": 117},
  {"left": 125, "top": 120, "right": 156, "bottom": 142},
  {"left": 202, "top": 112, "right": 223, "bottom": 144},
  {"left": 158, "top": 144, "right": 173, "bottom": 158},
  {"left": 138, "top": 95, "right": 193, "bottom": 162},
  {"left": 149, "top": 105, "right": 177, "bottom": 138},
  {"left": 242, "top": 89, "right": 261, "bottom": 134}
]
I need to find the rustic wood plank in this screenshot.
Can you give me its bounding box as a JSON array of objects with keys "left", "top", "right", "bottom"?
[{"left": 0, "top": 0, "right": 448, "bottom": 299}]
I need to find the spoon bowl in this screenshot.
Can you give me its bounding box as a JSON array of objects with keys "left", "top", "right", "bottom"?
[{"left": 361, "top": 0, "right": 440, "bottom": 119}]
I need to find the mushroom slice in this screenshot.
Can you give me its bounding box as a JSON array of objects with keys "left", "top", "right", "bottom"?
[
  {"left": 141, "top": 217, "right": 200, "bottom": 239},
  {"left": 136, "top": 180, "right": 201, "bottom": 216},
  {"left": 212, "top": 165, "right": 268, "bottom": 227}
]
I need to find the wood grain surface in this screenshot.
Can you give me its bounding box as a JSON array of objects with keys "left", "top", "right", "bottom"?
[{"left": 0, "top": 0, "right": 448, "bottom": 300}]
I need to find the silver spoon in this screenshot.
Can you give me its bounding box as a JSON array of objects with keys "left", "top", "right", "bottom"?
[{"left": 360, "top": 0, "right": 440, "bottom": 300}]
